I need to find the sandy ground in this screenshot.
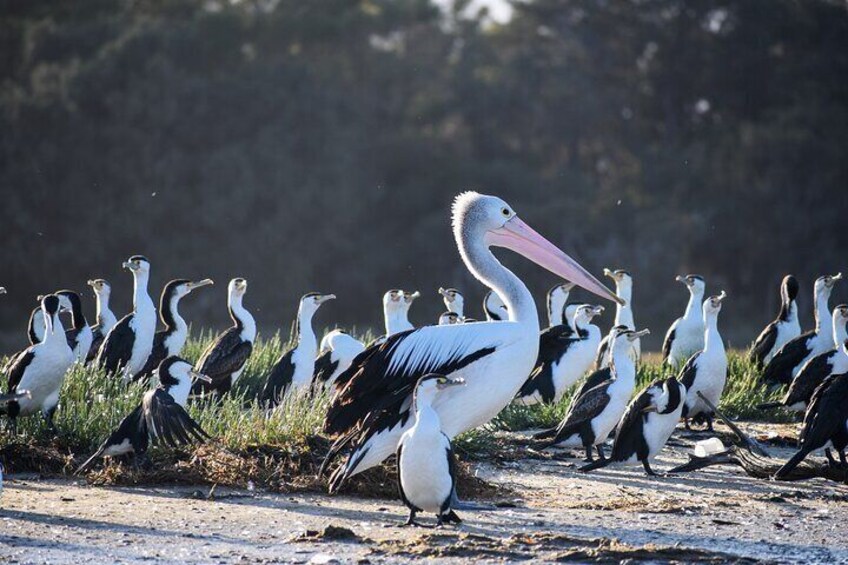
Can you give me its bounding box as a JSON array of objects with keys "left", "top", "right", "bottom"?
[{"left": 1, "top": 424, "right": 847, "bottom": 564}]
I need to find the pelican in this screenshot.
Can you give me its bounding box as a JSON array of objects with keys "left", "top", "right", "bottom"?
[{"left": 321, "top": 192, "right": 620, "bottom": 492}]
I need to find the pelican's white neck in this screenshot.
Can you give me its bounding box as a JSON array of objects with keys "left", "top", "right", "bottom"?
[{"left": 457, "top": 229, "right": 536, "bottom": 329}]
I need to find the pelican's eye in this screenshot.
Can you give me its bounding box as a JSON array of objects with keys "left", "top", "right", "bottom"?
[{"left": 501, "top": 207, "right": 510, "bottom": 217}]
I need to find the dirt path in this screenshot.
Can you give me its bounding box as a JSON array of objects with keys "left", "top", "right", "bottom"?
[{"left": 1, "top": 426, "right": 847, "bottom": 564}]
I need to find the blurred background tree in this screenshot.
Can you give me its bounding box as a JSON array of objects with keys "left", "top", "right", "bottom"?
[{"left": 1, "top": 0, "right": 846, "bottom": 350}]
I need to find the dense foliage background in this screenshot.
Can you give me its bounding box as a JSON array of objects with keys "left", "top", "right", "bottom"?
[{"left": 1, "top": 0, "right": 846, "bottom": 350}]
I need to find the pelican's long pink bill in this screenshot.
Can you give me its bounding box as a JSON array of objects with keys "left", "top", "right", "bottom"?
[{"left": 486, "top": 216, "right": 623, "bottom": 305}]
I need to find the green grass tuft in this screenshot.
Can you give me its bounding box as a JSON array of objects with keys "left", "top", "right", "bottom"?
[{"left": 1, "top": 332, "right": 793, "bottom": 471}]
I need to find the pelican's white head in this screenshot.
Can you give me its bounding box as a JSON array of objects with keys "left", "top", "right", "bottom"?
[{"left": 451, "top": 192, "right": 621, "bottom": 305}]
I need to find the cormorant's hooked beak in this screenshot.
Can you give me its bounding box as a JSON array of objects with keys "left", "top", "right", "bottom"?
[
  {"left": 603, "top": 268, "right": 614, "bottom": 279},
  {"left": 829, "top": 273, "right": 844, "bottom": 287},
  {"left": 562, "top": 282, "right": 576, "bottom": 291},
  {"left": 486, "top": 216, "right": 622, "bottom": 305},
  {"left": 438, "top": 287, "right": 450, "bottom": 299},
  {"left": 318, "top": 294, "right": 336, "bottom": 304},
  {"left": 188, "top": 278, "right": 214, "bottom": 290},
  {"left": 628, "top": 328, "right": 650, "bottom": 341},
  {"left": 715, "top": 291, "right": 728, "bottom": 303},
  {"left": 123, "top": 261, "right": 140, "bottom": 272},
  {"left": 590, "top": 305, "right": 605, "bottom": 318},
  {"left": 675, "top": 275, "right": 688, "bottom": 285},
  {"left": 405, "top": 291, "right": 420, "bottom": 302},
  {"left": 190, "top": 371, "right": 213, "bottom": 384},
  {"left": 437, "top": 377, "right": 465, "bottom": 390}
]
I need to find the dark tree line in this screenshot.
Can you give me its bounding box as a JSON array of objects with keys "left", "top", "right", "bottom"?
[{"left": 1, "top": 0, "right": 846, "bottom": 350}]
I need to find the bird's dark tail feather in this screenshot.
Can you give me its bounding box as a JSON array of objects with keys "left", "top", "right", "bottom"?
[
  {"left": 579, "top": 458, "right": 612, "bottom": 473},
  {"left": 774, "top": 449, "right": 810, "bottom": 480},
  {"left": 532, "top": 427, "right": 558, "bottom": 440},
  {"left": 756, "top": 401, "right": 782, "bottom": 411},
  {"left": 76, "top": 445, "right": 107, "bottom": 475}
]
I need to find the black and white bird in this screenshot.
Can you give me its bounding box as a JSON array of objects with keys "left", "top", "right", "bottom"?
[
  {"left": 1, "top": 295, "right": 74, "bottom": 432},
  {"left": 662, "top": 274, "right": 706, "bottom": 367},
  {"left": 438, "top": 311, "right": 463, "bottom": 326},
  {"left": 679, "top": 292, "right": 728, "bottom": 431},
  {"left": 396, "top": 374, "right": 465, "bottom": 527},
  {"left": 321, "top": 192, "right": 620, "bottom": 492},
  {"left": 515, "top": 304, "right": 604, "bottom": 405},
  {"left": 596, "top": 269, "right": 638, "bottom": 369},
  {"left": 384, "top": 289, "right": 419, "bottom": 336},
  {"left": 535, "top": 328, "right": 648, "bottom": 461},
  {"left": 191, "top": 278, "right": 255, "bottom": 397},
  {"left": 1, "top": 307, "right": 45, "bottom": 376},
  {"left": 96, "top": 256, "right": 157, "bottom": 382},
  {"left": 261, "top": 293, "right": 336, "bottom": 406},
  {"left": 438, "top": 287, "right": 465, "bottom": 318},
  {"left": 55, "top": 290, "right": 93, "bottom": 363},
  {"left": 133, "top": 278, "right": 214, "bottom": 382},
  {"left": 86, "top": 279, "right": 117, "bottom": 363},
  {"left": 26, "top": 306, "right": 46, "bottom": 345},
  {"left": 759, "top": 311, "right": 848, "bottom": 414},
  {"left": 482, "top": 290, "right": 507, "bottom": 321},
  {"left": 546, "top": 282, "right": 575, "bottom": 327},
  {"left": 76, "top": 356, "right": 212, "bottom": 473},
  {"left": 580, "top": 377, "right": 685, "bottom": 475},
  {"left": 312, "top": 330, "right": 366, "bottom": 391},
  {"left": 749, "top": 275, "right": 801, "bottom": 368},
  {"left": 762, "top": 273, "right": 842, "bottom": 387},
  {"left": 774, "top": 372, "right": 848, "bottom": 479}
]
